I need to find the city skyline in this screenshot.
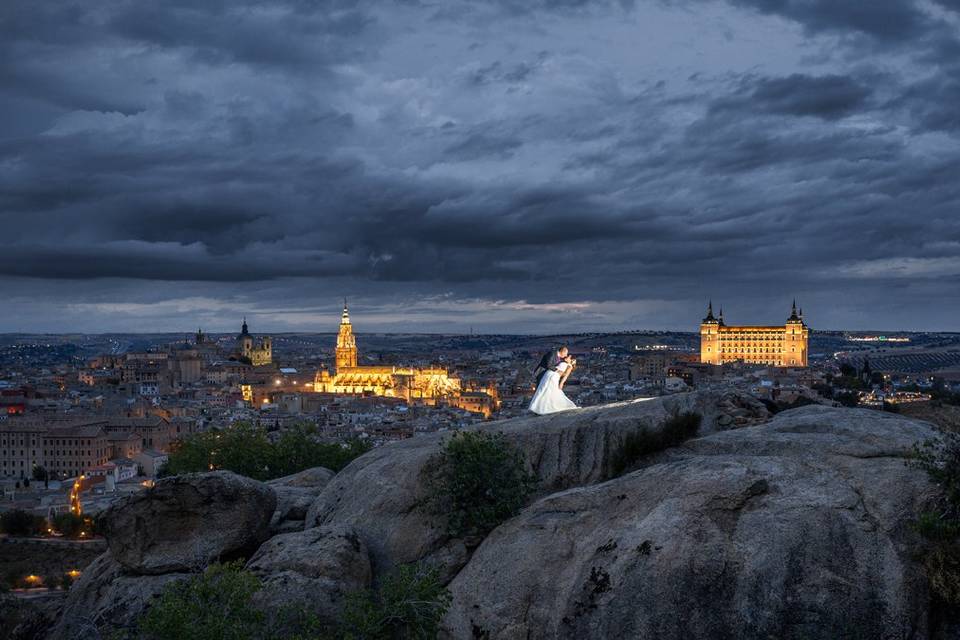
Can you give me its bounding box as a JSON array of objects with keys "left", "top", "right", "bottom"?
[{"left": 3, "top": 1, "right": 959, "bottom": 333}]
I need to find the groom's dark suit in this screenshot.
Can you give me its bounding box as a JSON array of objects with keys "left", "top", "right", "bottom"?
[{"left": 533, "top": 350, "right": 562, "bottom": 386}]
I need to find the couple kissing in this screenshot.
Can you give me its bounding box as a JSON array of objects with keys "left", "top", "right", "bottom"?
[{"left": 529, "top": 344, "right": 578, "bottom": 415}]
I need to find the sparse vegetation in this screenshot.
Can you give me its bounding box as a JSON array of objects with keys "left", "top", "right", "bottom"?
[
  {"left": 132, "top": 562, "right": 450, "bottom": 640},
  {"left": 139, "top": 562, "right": 269, "bottom": 640},
  {"left": 610, "top": 411, "right": 702, "bottom": 477},
  {"left": 425, "top": 430, "right": 537, "bottom": 539},
  {"left": 911, "top": 432, "right": 960, "bottom": 603},
  {"left": 0, "top": 509, "right": 46, "bottom": 537},
  {"left": 162, "top": 423, "right": 371, "bottom": 481},
  {"left": 339, "top": 564, "right": 452, "bottom": 640},
  {"left": 51, "top": 512, "right": 85, "bottom": 538}
]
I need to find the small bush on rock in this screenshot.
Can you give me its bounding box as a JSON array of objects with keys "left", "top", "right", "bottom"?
[
  {"left": 338, "top": 564, "right": 451, "bottom": 640},
  {"left": 610, "top": 411, "right": 702, "bottom": 477},
  {"left": 139, "top": 562, "right": 266, "bottom": 640},
  {"left": 912, "top": 432, "right": 960, "bottom": 604},
  {"left": 425, "top": 430, "right": 536, "bottom": 538}
]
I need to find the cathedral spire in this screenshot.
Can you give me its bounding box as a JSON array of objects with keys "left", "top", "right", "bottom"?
[{"left": 341, "top": 299, "right": 351, "bottom": 324}]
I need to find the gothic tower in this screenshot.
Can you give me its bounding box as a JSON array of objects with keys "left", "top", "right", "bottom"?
[
  {"left": 335, "top": 301, "right": 358, "bottom": 372},
  {"left": 784, "top": 299, "right": 808, "bottom": 367},
  {"left": 699, "top": 300, "right": 722, "bottom": 365}
]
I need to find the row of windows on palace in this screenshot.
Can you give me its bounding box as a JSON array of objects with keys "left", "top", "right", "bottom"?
[
  {"left": 2, "top": 437, "right": 99, "bottom": 447},
  {"left": 706, "top": 347, "right": 800, "bottom": 353}
]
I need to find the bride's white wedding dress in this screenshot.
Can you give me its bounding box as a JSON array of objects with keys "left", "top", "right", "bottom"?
[{"left": 529, "top": 361, "right": 577, "bottom": 415}]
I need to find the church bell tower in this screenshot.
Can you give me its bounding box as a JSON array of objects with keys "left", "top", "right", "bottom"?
[{"left": 335, "top": 300, "right": 358, "bottom": 372}]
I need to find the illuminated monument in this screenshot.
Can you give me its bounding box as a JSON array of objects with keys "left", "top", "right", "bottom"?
[
  {"left": 237, "top": 318, "right": 272, "bottom": 366},
  {"left": 313, "top": 302, "right": 498, "bottom": 414},
  {"left": 700, "top": 300, "right": 809, "bottom": 367}
]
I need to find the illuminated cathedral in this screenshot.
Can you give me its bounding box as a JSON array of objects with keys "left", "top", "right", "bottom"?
[{"left": 313, "top": 302, "right": 471, "bottom": 405}]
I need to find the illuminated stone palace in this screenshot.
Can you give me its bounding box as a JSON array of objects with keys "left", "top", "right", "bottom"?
[
  {"left": 700, "top": 301, "right": 809, "bottom": 367},
  {"left": 237, "top": 318, "right": 272, "bottom": 366},
  {"left": 313, "top": 304, "right": 499, "bottom": 413}
]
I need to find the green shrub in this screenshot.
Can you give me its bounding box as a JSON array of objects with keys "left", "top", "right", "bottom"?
[
  {"left": 910, "top": 433, "right": 960, "bottom": 604},
  {"left": 132, "top": 562, "right": 449, "bottom": 640},
  {"left": 339, "top": 565, "right": 451, "bottom": 640},
  {"left": 425, "top": 430, "right": 536, "bottom": 538},
  {"left": 914, "top": 511, "right": 960, "bottom": 541},
  {"left": 164, "top": 423, "right": 371, "bottom": 481},
  {"left": 610, "top": 411, "right": 702, "bottom": 477},
  {"left": 0, "top": 509, "right": 45, "bottom": 536},
  {"left": 924, "top": 543, "right": 960, "bottom": 605},
  {"left": 913, "top": 433, "right": 960, "bottom": 511},
  {"left": 271, "top": 427, "right": 372, "bottom": 478},
  {"left": 139, "top": 562, "right": 266, "bottom": 640},
  {"left": 51, "top": 512, "right": 85, "bottom": 538}
]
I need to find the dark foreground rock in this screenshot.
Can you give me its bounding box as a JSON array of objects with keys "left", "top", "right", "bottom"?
[
  {"left": 41, "top": 394, "right": 954, "bottom": 640},
  {"left": 47, "top": 553, "right": 191, "bottom": 640},
  {"left": 247, "top": 524, "right": 372, "bottom": 626},
  {"left": 442, "top": 406, "right": 939, "bottom": 640},
  {"left": 267, "top": 467, "right": 335, "bottom": 534},
  {"left": 101, "top": 470, "right": 276, "bottom": 574}
]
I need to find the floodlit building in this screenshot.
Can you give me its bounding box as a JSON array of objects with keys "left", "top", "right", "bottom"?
[
  {"left": 313, "top": 303, "right": 464, "bottom": 404},
  {"left": 700, "top": 301, "right": 809, "bottom": 367}
]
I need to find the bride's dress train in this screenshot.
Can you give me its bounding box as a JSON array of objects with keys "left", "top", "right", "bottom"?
[{"left": 529, "top": 362, "right": 577, "bottom": 415}]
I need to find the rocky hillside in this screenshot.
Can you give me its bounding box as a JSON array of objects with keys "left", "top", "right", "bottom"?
[{"left": 32, "top": 389, "right": 959, "bottom": 640}]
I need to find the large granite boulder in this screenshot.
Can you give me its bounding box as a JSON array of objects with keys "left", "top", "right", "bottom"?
[
  {"left": 101, "top": 470, "right": 276, "bottom": 574},
  {"left": 46, "top": 553, "right": 191, "bottom": 640},
  {"left": 247, "top": 524, "right": 372, "bottom": 626},
  {"left": 305, "top": 389, "right": 769, "bottom": 579},
  {"left": 267, "top": 467, "right": 335, "bottom": 534},
  {"left": 267, "top": 466, "right": 335, "bottom": 489},
  {"left": 442, "top": 406, "right": 940, "bottom": 639}
]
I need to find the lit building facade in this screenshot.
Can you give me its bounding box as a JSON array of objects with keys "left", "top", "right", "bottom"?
[
  {"left": 314, "top": 303, "right": 464, "bottom": 403},
  {"left": 0, "top": 422, "right": 110, "bottom": 480},
  {"left": 237, "top": 318, "right": 272, "bottom": 366},
  {"left": 700, "top": 301, "right": 809, "bottom": 367}
]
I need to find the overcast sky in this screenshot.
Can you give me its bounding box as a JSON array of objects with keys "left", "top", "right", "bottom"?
[{"left": 1, "top": 0, "right": 958, "bottom": 334}]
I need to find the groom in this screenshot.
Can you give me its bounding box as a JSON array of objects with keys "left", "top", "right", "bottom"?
[{"left": 533, "top": 345, "right": 569, "bottom": 386}]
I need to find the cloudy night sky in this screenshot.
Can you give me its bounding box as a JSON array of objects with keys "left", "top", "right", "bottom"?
[{"left": 1, "top": 1, "right": 959, "bottom": 334}]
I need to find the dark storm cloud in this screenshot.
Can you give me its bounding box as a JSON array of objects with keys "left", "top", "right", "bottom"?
[
  {"left": 724, "top": 0, "right": 931, "bottom": 42},
  {"left": 1, "top": 0, "right": 959, "bottom": 331},
  {"left": 711, "top": 74, "right": 873, "bottom": 120}
]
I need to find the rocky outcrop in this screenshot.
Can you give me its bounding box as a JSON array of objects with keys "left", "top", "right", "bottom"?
[
  {"left": 43, "top": 392, "right": 952, "bottom": 640},
  {"left": 267, "top": 467, "right": 334, "bottom": 534},
  {"left": 442, "top": 406, "right": 939, "bottom": 640},
  {"left": 247, "top": 524, "right": 372, "bottom": 626},
  {"left": 101, "top": 471, "right": 276, "bottom": 574},
  {"left": 306, "top": 388, "right": 769, "bottom": 578},
  {"left": 47, "top": 553, "right": 191, "bottom": 640},
  {"left": 1, "top": 593, "right": 63, "bottom": 640}
]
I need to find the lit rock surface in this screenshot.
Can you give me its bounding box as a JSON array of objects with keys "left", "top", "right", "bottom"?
[
  {"left": 305, "top": 388, "right": 770, "bottom": 578},
  {"left": 442, "top": 406, "right": 939, "bottom": 640}
]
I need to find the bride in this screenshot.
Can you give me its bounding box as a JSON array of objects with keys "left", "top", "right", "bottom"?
[{"left": 529, "top": 356, "right": 578, "bottom": 415}]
